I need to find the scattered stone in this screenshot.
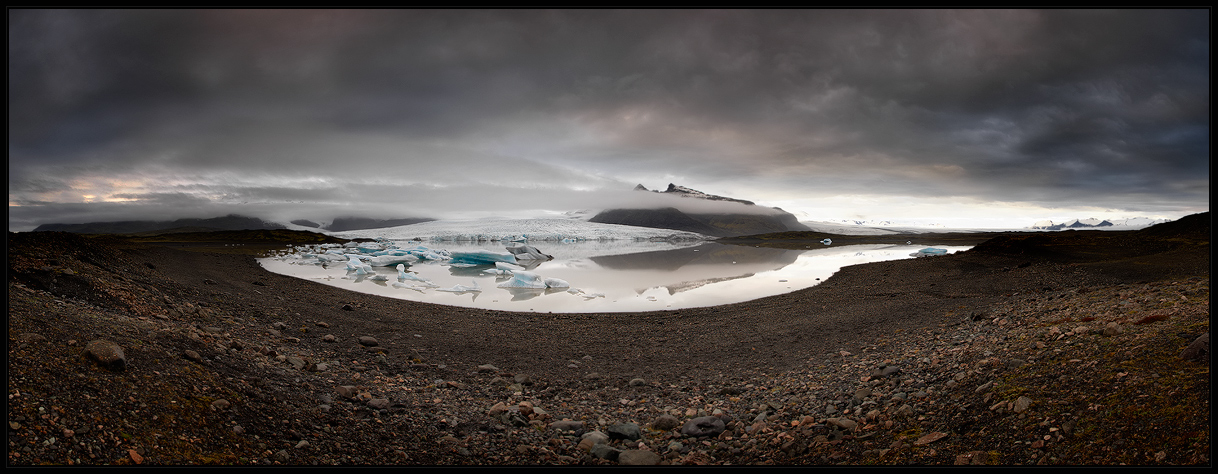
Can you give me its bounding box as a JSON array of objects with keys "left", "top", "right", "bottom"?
[
  {"left": 183, "top": 350, "right": 203, "bottom": 362},
  {"left": 955, "top": 450, "right": 990, "bottom": 465},
  {"left": 477, "top": 364, "right": 500, "bottom": 373},
  {"left": 651, "top": 414, "right": 680, "bottom": 431},
  {"left": 286, "top": 356, "right": 307, "bottom": 370},
  {"left": 873, "top": 365, "right": 902, "bottom": 378},
  {"left": 322, "top": 334, "right": 336, "bottom": 343},
  {"left": 551, "top": 420, "right": 584, "bottom": 432},
  {"left": 17, "top": 333, "right": 47, "bottom": 347},
  {"left": 358, "top": 336, "right": 379, "bottom": 347},
  {"left": 581, "top": 430, "right": 610, "bottom": 445},
  {"left": 211, "top": 399, "right": 231, "bottom": 411},
  {"left": 1181, "top": 333, "right": 1209, "bottom": 361},
  {"left": 607, "top": 422, "right": 642, "bottom": 440},
  {"left": 1013, "top": 396, "right": 1033, "bottom": 413},
  {"left": 914, "top": 431, "right": 948, "bottom": 445},
  {"left": 618, "top": 449, "right": 661, "bottom": 465},
  {"left": 590, "top": 443, "right": 621, "bottom": 461},
  {"left": 826, "top": 417, "right": 858, "bottom": 431},
  {"left": 82, "top": 340, "right": 127, "bottom": 371},
  {"left": 628, "top": 378, "right": 647, "bottom": 387},
  {"left": 335, "top": 386, "right": 358, "bottom": 399},
  {"left": 680, "top": 416, "right": 725, "bottom": 438}
]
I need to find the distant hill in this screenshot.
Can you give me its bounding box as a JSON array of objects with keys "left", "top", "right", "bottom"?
[
  {"left": 324, "top": 217, "right": 436, "bottom": 232},
  {"left": 590, "top": 184, "right": 810, "bottom": 237},
  {"left": 32, "top": 214, "right": 285, "bottom": 234},
  {"left": 1134, "top": 212, "right": 1209, "bottom": 240},
  {"left": 589, "top": 207, "right": 721, "bottom": 236}
]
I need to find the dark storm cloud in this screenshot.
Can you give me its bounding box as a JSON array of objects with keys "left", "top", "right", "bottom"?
[{"left": 8, "top": 9, "right": 1209, "bottom": 230}]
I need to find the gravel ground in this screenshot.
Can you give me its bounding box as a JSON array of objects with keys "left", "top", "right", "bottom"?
[{"left": 7, "top": 217, "right": 1210, "bottom": 466}]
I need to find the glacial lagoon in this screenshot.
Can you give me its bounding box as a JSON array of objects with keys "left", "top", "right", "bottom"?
[{"left": 258, "top": 241, "right": 972, "bottom": 313}]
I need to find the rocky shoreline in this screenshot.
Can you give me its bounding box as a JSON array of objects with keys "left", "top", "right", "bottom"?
[{"left": 6, "top": 218, "right": 1210, "bottom": 465}]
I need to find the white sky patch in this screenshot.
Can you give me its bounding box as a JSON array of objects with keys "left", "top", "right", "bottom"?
[{"left": 766, "top": 194, "right": 1194, "bottom": 229}]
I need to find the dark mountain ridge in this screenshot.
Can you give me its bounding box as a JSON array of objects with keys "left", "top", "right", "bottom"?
[
  {"left": 590, "top": 184, "right": 810, "bottom": 237},
  {"left": 324, "top": 217, "right": 436, "bottom": 232},
  {"left": 32, "top": 214, "right": 285, "bottom": 234}
]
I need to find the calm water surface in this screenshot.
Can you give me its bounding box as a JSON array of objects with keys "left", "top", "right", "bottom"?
[{"left": 258, "top": 241, "right": 972, "bottom": 313}]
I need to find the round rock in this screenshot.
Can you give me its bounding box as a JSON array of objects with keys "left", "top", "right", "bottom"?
[
  {"left": 680, "top": 416, "right": 725, "bottom": 438},
  {"left": 83, "top": 340, "right": 127, "bottom": 371}
]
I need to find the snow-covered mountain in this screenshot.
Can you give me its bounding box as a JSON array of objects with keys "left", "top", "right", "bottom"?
[
  {"left": 1028, "top": 217, "right": 1169, "bottom": 231},
  {"left": 637, "top": 183, "right": 757, "bottom": 206}
]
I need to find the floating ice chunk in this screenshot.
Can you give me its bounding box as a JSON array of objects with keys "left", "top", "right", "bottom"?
[
  {"left": 396, "top": 263, "right": 431, "bottom": 282},
  {"left": 821, "top": 238, "right": 832, "bottom": 245},
  {"left": 369, "top": 274, "right": 389, "bottom": 281},
  {"left": 368, "top": 254, "right": 419, "bottom": 267},
  {"left": 543, "top": 277, "right": 570, "bottom": 289},
  {"left": 391, "top": 282, "right": 427, "bottom": 293},
  {"left": 449, "top": 249, "right": 517, "bottom": 265},
  {"left": 910, "top": 248, "right": 948, "bottom": 257},
  {"left": 411, "top": 250, "right": 447, "bottom": 261},
  {"left": 437, "top": 280, "right": 482, "bottom": 293},
  {"left": 357, "top": 241, "right": 385, "bottom": 251},
  {"left": 497, "top": 270, "right": 547, "bottom": 289},
  {"left": 505, "top": 244, "right": 553, "bottom": 261},
  {"left": 345, "top": 255, "right": 374, "bottom": 274},
  {"left": 495, "top": 261, "right": 526, "bottom": 272}
]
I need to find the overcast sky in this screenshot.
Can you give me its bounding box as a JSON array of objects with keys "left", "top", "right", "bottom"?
[{"left": 8, "top": 9, "right": 1210, "bottom": 231}]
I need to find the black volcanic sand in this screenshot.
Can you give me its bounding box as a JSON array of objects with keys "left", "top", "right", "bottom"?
[
  {"left": 6, "top": 214, "right": 1209, "bottom": 465},
  {"left": 17, "top": 218, "right": 1209, "bottom": 382}
]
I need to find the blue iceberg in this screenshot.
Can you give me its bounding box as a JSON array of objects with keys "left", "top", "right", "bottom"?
[
  {"left": 910, "top": 248, "right": 948, "bottom": 257},
  {"left": 448, "top": 249, "right": 518, "bottom": 265}
]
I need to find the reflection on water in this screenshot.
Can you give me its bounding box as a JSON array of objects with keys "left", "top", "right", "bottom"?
[{"left": 258, "top": 241, "right": 971, "bottom": 313}]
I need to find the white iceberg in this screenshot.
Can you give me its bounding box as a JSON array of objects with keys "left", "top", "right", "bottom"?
[
  {"left": 543, "top": 277, "right": 570, "bottom": 289},
  {"left": 396, "top": 263, "right": 431, "bottom": 282},
  {"left": 496, "top": 270, "right": 547, "bottom": 289},
  {"left": 495, "top": 261, "right": 526, "bottom": 272},
  {"left": 368, "top": 254, "right": 419, "bottom": 267},
  {"left": 507, "top": 244, "right": 553, "bottom": 260},
  {"left": 437, "top": 280, "right": 482, "bottom": 293}
]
